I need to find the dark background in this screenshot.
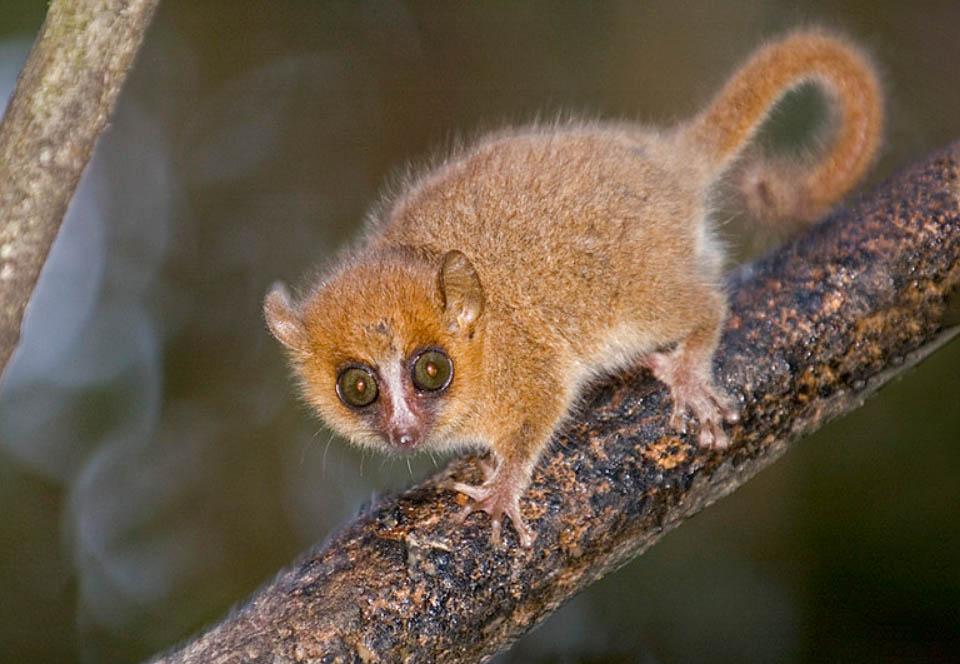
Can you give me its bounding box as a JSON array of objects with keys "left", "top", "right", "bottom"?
[{"left": 1, "top": 2, "right": 958, "bottom": 662}]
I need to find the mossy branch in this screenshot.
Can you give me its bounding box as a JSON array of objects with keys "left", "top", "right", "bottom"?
[
  {"left": 151, "top": 143, "right": 960, "bottom": 663},
  {"left": 0, "top": 0, "right": 160, "bottom": 379}
]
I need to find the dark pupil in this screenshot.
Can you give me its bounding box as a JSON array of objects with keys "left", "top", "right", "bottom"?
[
  {"left": 338, "top": 367, "right": 377, "bottom": 407},
  {"left": 414, "top": 350, "right": 451, "bottom": 392}
]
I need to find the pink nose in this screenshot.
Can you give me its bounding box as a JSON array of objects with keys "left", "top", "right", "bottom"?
[{"left": 389, "top": 427, "right": 419, "bottom": 449}]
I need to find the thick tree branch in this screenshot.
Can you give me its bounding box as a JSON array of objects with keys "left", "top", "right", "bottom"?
[
  {"left": 0, "top": 0, "right": 160, "bottom": 379},
  {"left": 154, "top": 144, "right": 959, "bottom": 663}
]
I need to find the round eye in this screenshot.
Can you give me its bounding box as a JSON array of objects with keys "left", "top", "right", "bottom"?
[
  {"left": 411, "top": 348, "right": 453, "bottom": 393},
  {"left": 336, "top": 366, "right": 378, "bottom": 408}
]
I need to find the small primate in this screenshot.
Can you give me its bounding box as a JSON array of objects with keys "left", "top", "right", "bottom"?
[{"left": 265, "top": 29, "right": 883, "bottom": 547}]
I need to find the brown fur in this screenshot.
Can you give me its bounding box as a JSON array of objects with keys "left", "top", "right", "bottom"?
[
  {"left": 265, "top": 29, "right": 883, "bottom": 547},
  {"left": 686, "top": 29, "right": 883, "bottom": 223}
]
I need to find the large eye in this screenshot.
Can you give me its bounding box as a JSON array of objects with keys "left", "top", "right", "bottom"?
[
  {"left": 336, "top": 365, "right": 378, "bottom": 408},
  {"left": 411, "top": 348, "right": 453, "bottom": 393}
]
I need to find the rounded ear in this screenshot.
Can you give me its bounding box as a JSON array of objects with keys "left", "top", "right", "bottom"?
[
  {"left": 439, "top": 250, "right": 484, "bottom": 334},
  {"left": 264, "top": 282, "right": 307, "bottom": 350}
]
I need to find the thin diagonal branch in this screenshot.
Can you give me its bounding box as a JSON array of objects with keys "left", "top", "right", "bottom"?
[
  {"left": 152, "top": 143, "right": 960, "bottom": 664},
  {"left": 0, "top": 0, "right": 161, "bottom": 380}
]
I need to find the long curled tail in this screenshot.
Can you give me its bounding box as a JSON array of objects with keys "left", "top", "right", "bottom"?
[{"left": 682, "top": 28, "right": 884, "bottom": 224}]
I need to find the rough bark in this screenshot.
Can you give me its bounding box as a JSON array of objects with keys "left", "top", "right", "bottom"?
[
  {"left": 151, "top": 143, "right": 960, "bottom": 663},
  {"left": 0, "top": 0, "right": 161, "bottom": 379}
]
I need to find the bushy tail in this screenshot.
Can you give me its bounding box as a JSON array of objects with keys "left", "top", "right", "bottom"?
[{"left": 682, "top": 29, "right": 883, "bottom": 224}]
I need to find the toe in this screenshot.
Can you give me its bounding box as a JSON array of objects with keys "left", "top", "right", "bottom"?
[
  {"left": 511, "top": 517, "right": 535, "bottom": 548},
  {"left": 669, "top": 407, "right": 687, "bottom": 433},
  {"left": 455, "top": 502, "right": 478, "bottom": 524},
  {"left": 489, "top": 517, "right": 502, "bottom": 546},
  {"left": 450, "top": 481, "right": 489, "bottom": 503},
  {"left": 504, "top": 501, "right": 535, "bottom": 548},
  {"left": 698, "top": 418, "right": 729, "bottom": 449}
]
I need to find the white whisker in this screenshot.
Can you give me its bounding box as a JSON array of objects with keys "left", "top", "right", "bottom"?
[{"left": 321, "top": 430, "right": 335, "bottom": 473}]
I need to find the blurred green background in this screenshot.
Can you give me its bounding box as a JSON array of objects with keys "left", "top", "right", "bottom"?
[{"left": 1, "top": 1, "right": 958, "bottom": 662}]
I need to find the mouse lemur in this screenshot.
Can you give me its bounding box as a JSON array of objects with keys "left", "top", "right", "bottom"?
[{"left": 265, "top": 29, "right": 883, "bottom": 547}]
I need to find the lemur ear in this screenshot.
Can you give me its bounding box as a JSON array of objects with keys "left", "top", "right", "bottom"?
[
  {"left": 264, "top": 282, "right": 307, "bottom": 350},
  {"left": 439, "top": 250, "right": 484, "bottom": 334}
]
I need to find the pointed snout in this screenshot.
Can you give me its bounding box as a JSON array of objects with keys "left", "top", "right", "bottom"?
[{"left": 376, "top": 360, "right": 431, "bottom": 451}]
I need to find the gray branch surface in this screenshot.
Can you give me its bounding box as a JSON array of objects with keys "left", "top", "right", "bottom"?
[
  {"left": 0, "top": 0, "right": 160, "bottom": 379},
  {"left": 152, "top": 143, "right": 960, "bottom": 663}
]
